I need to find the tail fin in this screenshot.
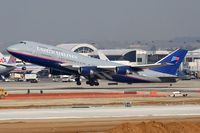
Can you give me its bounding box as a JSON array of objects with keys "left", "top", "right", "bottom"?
[
  {"left": 151, "top": 49, "right": 188, "bottom": 75},
  {"left": 0, "top": 53, "right": 6, "bottom": 63},
  {"left": 7, "top": 56, "right": 16, "bottom": 64}
]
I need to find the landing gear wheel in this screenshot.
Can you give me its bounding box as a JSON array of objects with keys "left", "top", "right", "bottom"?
[
  {"left": 86, "top": 81, "right": 90, "bottom": 85},
  {"left": 22, "top": 66, "right": 26, "bottom": 70},
  {"left": 87, "top": 80, "right": 99, "bottom": 86},
  {"left": 75, "top": 76, "right": 81, "bottom": 86},
  {"left": 94, "top": 82, "right": 99, "bottom": 86},
  {"left": 90, "top": 83, "right": 94, "bottom": 86},
  {"left": 77, "top": 82, "right": 81, "bottom": 85},
  {"left": 22, "top": 61, "right": 26, "bottom": 70}
]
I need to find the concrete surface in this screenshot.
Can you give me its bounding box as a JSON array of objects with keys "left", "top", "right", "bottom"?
[{"left": 0, "top": 105, "right": 200, "bottom": 121}]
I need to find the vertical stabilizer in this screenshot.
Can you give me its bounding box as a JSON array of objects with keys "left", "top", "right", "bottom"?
[
  {"left": 0, "top": 53, "right": 6, "bottom": 63},
  {"left": 151, "top": 49, "right": 187, "bottom": 75},
  {"left": 7, "top": 56, "right": 16, "bottom": 64}
]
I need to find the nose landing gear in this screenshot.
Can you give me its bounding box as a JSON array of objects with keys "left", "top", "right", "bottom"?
[{"left": 22, "top": 61, "right": 26, "bottom": 70}]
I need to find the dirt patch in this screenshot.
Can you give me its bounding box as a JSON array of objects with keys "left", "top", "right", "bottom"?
[
  {"left": 1, "top": 117, "right": 200, "bottom": 133},
  {"left": 108, "top": 120, "right": 200, "bottom": 133}
]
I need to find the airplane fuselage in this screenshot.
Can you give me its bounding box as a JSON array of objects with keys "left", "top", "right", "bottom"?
[{"left": 7, "top": 41, "right": 182, "bottom": 84}]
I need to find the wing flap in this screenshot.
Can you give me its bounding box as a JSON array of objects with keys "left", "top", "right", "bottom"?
[
  {"left": 59, "top": 62, "right": 170, "bottom": 73},
  {"left": 130, "top": 63, "right": 170, "bottom": 70}
]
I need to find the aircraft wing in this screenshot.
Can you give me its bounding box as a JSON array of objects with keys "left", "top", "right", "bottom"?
[
  {"left": 60, "top": 63, "right": 80, "bottom": 70},
  {"left": 130, "top": 63, "right": 170, "bottom": 70},
  {"left": 59, "top": 62, "right": 170, "bottom": 80},
  {"left": 60, "top": 62, "right": 168, "bottom": 70},
  {"left": 96, "top": 63, "right": 169, "bottom": 71}
]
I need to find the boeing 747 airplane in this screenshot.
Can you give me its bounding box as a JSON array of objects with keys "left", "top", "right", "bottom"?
[{"left": 7, "top": 41, "right": 187, "bottom": 86}]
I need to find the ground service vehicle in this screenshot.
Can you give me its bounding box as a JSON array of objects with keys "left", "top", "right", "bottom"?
[{"left": 170, "top": 91, "right": 188, "bottom": 97}]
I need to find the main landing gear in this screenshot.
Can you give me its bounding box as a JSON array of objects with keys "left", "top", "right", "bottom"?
[
  {"left": 22, "top": 61, "right": 26, "bottom": 70},
  {"left": 75, "top": 77, "right": 81, "bottom": 86},
  {"left": 86, "top": 79, "right": 99, "bottom": 86},
  {"left": 75, "top": 76, "right": 99, "bottom": 86}
]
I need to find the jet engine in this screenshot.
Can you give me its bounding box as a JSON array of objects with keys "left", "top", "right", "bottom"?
[
  {"left": 116, "top": 66, "right": 132, "bottom": 75},
  {"left": 22, "top": 66, "right": 26, "bottom": 71},
  {"left": 79, "top": 67, "right": 96, "bottom": 76}
]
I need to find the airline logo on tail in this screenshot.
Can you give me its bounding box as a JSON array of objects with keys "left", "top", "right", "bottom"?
[
  {"left": 0, "top": 56, "right": 16, "bottom": 64},
  {"left": 0, "top": 57, "right": 6, "bottom": 63},
  {"left": 8, "top": 56, "right": 16, "bottom": 64},
  {"left": 171, "top": 56, "right": 180, "bottom": 63},
  {"left": 152, "top": 49, "right": 187, "bottom": 75}
]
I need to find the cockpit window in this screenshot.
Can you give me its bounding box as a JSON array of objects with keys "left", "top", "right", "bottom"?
[{"left": 19, "top": 41, "right": 26, "bottom": 44}]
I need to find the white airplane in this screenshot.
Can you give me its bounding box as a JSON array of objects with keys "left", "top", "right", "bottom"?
[
  {"left": 7, "top": 41, "right": 187, "bottom": 86},
  {"left": 0, "top": 53, "right": 16, "bottom": 79},
  {"left": 13, "top": 62, "right": 45, "bottom": 74}
]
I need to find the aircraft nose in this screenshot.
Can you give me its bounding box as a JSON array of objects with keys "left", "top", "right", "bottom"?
[
  {"left": 7, "top": 44, "right": 18, "bottom": 53},
  {"left": 7, "top": 41, "right": 29, "bottom": 55}
]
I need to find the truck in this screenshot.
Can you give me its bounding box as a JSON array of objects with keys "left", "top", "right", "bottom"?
[
  {"left": 10, "top": 73, "right": 24, "bottom": 82},
  {"left": 61, "top": 75, "right": 75, "bottom": 82},
  {"left": 169, "top": 91, "right": 188, "bottom": 97},
  {"left": 25, "top": 74, "right": 38, "bottom": 83}
]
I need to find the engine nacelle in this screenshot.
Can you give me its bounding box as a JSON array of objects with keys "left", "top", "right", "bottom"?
[
  {"left": 79, "top": 67, "right": 95, "bottom": 76},
  {"left": 116, "top": 66, "right": 132, "bottom": 75},
  {"left": 22, "top": 66, "right": 26, "bottom": 70}
]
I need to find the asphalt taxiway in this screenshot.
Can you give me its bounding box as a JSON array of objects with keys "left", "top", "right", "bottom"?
[
  {"left": 0, "top": 105, "right": 200, "bottom": 121},
  {"left": 1, "top": 79, "right": 200, "bottom": 109},
  {"left": 1, "top": 79, "right": 200, "bottom": 94}
]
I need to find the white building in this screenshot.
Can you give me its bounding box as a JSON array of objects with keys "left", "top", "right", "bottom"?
[{"left": 186, "top": 49, "right": 200, "bottom": 71}]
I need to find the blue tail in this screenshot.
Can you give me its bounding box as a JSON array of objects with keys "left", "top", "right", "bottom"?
[{"left": 151, "top": 49, "right": 188, "bottom": 75}]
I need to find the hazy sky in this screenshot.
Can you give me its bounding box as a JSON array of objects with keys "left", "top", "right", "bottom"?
[{"left": 0, "top": 0, "right": 200, "bottom": 48}]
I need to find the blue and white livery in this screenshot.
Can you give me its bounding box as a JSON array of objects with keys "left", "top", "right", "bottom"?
[{"left": 7, "top": 41, "right": 187, "bottom": 86}]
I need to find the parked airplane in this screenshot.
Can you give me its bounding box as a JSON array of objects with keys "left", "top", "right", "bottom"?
[
  {"left": 7, "top": 41, "right": 187, "bottom": 86},
  {"left": 0, "top": 53, "right": 16, "bottom": 79},
  {"left": 13, "top": 62, "right": 45, "bottom": 74}
]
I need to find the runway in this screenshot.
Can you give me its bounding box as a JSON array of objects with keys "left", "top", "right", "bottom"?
[
  {"left": 1, "top": 105, "right": 200, "bottom": 121},
  {"left": 2, "top": 80, "right": 200, "bottom": 95}
]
